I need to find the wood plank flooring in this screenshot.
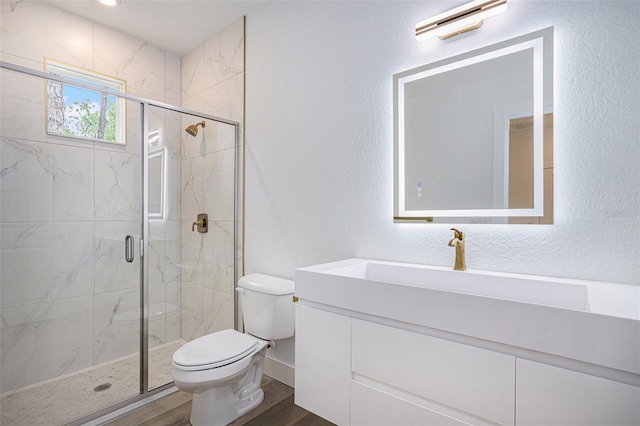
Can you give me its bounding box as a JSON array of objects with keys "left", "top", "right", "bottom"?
[{"left": 105, "top": 375, "right": 333, "bottom": 426}]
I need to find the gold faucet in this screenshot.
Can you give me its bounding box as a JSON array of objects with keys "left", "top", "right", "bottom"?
[{"left": 448, "top": 228, "right": 466, "bottom": 271}]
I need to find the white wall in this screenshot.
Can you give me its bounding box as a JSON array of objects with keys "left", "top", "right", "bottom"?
[{"left": 245, "top": 1, "right": 639, "bottom": 364}]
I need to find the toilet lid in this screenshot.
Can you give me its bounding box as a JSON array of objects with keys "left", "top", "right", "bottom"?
[{"left": 173, "top": 329, "right": 259, "bottom": 370}]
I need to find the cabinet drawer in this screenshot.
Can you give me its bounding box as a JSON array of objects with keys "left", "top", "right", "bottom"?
[
  {"left": 295, "top": 305, "right": 351, "bottom": 425},
  {"left": 352, "top": 381, "right": 470, "bottom": 426},
  {"left": 352, "top": 319, "right": 515, "bottom": 425},
  {"left": 516, "top": 359, "right": 640, "bottom": 425}
]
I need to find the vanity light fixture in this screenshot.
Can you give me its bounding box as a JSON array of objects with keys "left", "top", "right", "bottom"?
[
  {"left": 98, "top": 0, "right": 121, "bottom": 6},
  {"left": 415, "top": 0, "right": 507, "bottom": 41}
]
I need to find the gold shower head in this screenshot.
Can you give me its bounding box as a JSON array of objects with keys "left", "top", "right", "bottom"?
[{"left": 185, "top": 121, "right": 206, "bottom": 137}]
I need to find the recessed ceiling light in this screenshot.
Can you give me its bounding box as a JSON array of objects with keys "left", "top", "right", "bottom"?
[{"left": 98, "top": 0, "right": 121, "bottom": 6}]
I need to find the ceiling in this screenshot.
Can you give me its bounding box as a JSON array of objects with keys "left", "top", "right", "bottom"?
[{"left": 41, "top": 0, "right": 267, "bottom": 56}]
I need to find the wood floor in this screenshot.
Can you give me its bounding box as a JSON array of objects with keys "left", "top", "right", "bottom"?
[{"left": 105, "top": 375, "right": 334, "bottom": 426}]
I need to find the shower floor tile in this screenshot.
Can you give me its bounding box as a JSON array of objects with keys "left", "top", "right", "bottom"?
[{"left": 0, "top": 340, "right": 185, "bottom": 426}]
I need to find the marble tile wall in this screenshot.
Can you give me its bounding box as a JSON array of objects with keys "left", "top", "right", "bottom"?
[
  {"left": 179, "top": 18, "right": 244, "bottom": 341},
  {"left": 0, "top": 1, "right": 182, "bottom": 393}
]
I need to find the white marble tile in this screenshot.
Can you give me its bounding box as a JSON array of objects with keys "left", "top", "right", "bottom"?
[
  {"left": 0, "top": 137, "right": 95, "bottom": 222},
  {"left": 163, "top": 108, "right": 183, "bottom": 160},
  {"left": 202, "top": 148, "right": 235, "bottom": 221},
  {"left": 181, "top": 43, "right": 204, "bottom": 101},
  {"left": 128, "top": 108, "right": 144, "bottom": 155},
  {"left": 236, "top": 220, "right": 244, "bottom": 290},
  {"left": 93, "top": 24, "right": 166, "bottom": 98},
  {"left": 181, "top": 98, "right": 206, "bottom": 160},
  {"left": 93, "top": 288, "right": 140, "bottom": 364},
  {"left": 148, "top": 220, "right": 166, "bottom": 286},
  {"left": 165, "top": 156, "right": 182, "bottom": 220},
  {"left": 203, "top": 17, "right": 244, "bottom": 90},
  {"left": 0, "top": 1, "right": 93, "bottom": 68},
  {"left": 180, "top": 283, "right": 234, "bottom": 342},
  {"left": 166, "top": 281, "right": 182, "bottom": 342},
  {"left": 195, "top": 119, "right": 237, "bottom": 156},
  {"left": 164, "top": 220, "right": 182, "bottom": 283},
  {"left": 94, "top": 221, "right": 140, "bottom": 293},
  {"left": 182, "top": 91, "right": 204, "bottom": 112},
  {"left": 0, "top": 58, "right": 46, "bottom": 144},
  {"left": 201, "top": 288, "right": 234, "bottom": 335},
  {"left": 203, "top": 73, "right": 244, "bottom": 124},
  {"left": 94, "top": 149, "right": 141, "bottom": 221},
  {"left": 181, "top": 155, "right": 204, "bottom": 221},
  {"left": 0, "top": 295, "right": 94, "bottom": 393},
  {"left": 166, "top": 52, "right": 182, "bottom": 103},
  {"left": 180, "top": 220, "right": 203, "bottom": 286},
  {"left": 1, "top": 222, "right": 94, "bottom": 307},
  {"left": 202, "top": 220, "right": 235, "bottom": 295},
  {"left": 149, "top": 283, "right": 167, "bottom": 347},
  {"left": 0, "top": 52, "right": 41, "bottom": 69},
  {"left": 148, "top": 107, "right": 168, "bottom": 148},
  {"left": 180, "top": 281, "right": 203, "bottom": 341}
]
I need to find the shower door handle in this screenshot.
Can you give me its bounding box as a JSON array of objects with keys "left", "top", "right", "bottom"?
[{"left": 125, "top": 235, "right": 134, "bottom": 263}]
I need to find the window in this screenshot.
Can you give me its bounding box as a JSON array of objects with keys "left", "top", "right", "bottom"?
[{"left": 45, "top": 60, "right": 126, "bottom": 144}]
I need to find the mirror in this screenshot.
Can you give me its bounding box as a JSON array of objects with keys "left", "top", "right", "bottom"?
[
  {"left": 394, "top": 27, "right": 553, "bottom": 224},
  {"left": 149, "top": 148, "right": 166, "bottom": 219}
]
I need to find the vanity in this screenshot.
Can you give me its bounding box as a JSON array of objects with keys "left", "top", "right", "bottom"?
[{"left": 294, "top": 258, "right": 640, "bottom": 425}]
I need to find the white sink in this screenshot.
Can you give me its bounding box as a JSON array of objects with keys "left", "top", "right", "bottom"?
[
  {"left": 328, "top": 260, "right": 590, "bottom": 311},
  {"left": 295, "top": 258, "right": 640, "bottom": 375}
]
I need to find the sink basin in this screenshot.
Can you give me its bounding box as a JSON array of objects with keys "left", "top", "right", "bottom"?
[
  {"left": 295, "top": 258, "right": 640, "bottom": 375},
  {"left": 328, "top": 261, "right": 590, "bottom": 311}
]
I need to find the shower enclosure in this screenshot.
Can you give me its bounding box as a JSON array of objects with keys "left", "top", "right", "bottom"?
[{"left": 0, "top": 61, "right": 241, "bottom": 425}]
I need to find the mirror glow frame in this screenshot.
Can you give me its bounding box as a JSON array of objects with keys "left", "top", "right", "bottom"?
[{"left": 394, "top": 28, "right": 552, "bottom": 221}]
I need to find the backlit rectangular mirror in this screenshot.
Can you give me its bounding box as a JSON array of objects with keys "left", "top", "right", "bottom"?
[{"left": 394, "top": 27, "right": 553, "bottom": 224}]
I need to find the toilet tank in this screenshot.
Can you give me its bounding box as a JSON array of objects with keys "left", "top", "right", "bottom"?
[{"left": 237, "top": 273, "right": 295, "bottom": 340}]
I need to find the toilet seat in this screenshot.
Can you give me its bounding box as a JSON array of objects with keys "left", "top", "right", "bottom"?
[{"left": 173, "top": 329, "right": 260, "bottom": 371}]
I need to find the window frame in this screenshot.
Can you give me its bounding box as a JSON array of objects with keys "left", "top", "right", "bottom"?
[{"left": 45, "top": 59, "right": 127, "bottom": 145}]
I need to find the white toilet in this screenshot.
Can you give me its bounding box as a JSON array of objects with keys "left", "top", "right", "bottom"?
[{"left": 172, "top": 273, "right": 295, "bottom": 426}]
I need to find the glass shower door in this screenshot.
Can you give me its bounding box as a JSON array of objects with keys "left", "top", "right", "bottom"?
[
  {"left": 146, "top": 105, "right": 238, "bottom": 390},
  {"left": 0, "top": 66, "right": 142, "bottom": 424},
  {"left": 146, "top": 105, "right": 183, "bottom": 390}
]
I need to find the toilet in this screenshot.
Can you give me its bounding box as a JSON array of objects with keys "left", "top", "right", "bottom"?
[{"left": 172, "top": 273, "right": 295, "bottom": 426}]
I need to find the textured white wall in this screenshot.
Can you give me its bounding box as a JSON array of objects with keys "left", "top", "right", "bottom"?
[{"left": 245, "top": 0, "right": 639, "bottom": 289}]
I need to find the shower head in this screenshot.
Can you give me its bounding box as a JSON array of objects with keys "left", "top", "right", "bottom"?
[{"left": 185, "top": 121, "right": 206, "bottom": 137}]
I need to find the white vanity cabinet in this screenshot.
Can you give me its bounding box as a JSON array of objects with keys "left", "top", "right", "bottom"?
[
  {"left": 294, "top": 259, "right": 640, "bottom": 425},
  {"left": 295, "top": 304, "right": 516, "bottom": 425},
  {"left": 295, "top": 304, "right": 640, "bottom": 426},
  {"left": 516, "top": 359, "right": 640, "bottom": 425},
  {"left": 351, "top": 319, "right": 516, "bottom": 425},
  {"left": 294, "top": 305, "right": 351, "bottom": 425}
]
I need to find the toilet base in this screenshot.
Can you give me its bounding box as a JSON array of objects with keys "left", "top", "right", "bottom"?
[
  {"left": 187, "top": 348, "right": 267, "bottom": 426},
  {"left": 190, "top": 385, "right": 264, "bottom": 426}
]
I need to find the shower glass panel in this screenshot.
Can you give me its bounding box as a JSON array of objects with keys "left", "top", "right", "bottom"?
[
  {"left": 146, "top": 105, "right": 182, "bottom": 390},
  {"left": 147, "top": 106, "right": 238, "bottom": 391},
  {"left": 0, "top": 68, "right": 141, "bottom": 424}
]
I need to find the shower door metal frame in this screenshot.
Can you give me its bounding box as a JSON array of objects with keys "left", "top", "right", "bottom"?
[{"left": 0, "top": 60, "right": 241, "bottom": 423}]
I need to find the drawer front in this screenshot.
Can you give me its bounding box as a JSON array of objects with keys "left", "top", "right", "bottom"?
[
  {"left": 351, "top": 381, "right": 470, "bottom": 426},
  {"left": 294, "top": 305, "right": 351, "bottom": 425},
  {"left": 352, "top": 319, "right": 515, "bottom": 425},
  {"left": 516, "top": 359, "right": 640, "bottom": 425}
]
